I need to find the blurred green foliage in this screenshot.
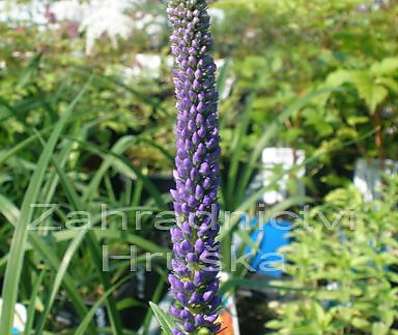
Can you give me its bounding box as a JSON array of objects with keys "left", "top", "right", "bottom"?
[
  {"left": 267, "top": 176, "right": 398, "bottom": 334},
  {"left": 0, "top": 0, "right": 398, "bottom": 333},
  {"left": 1, "top": 0, "right": 398, "bottom": 198},
  {"left": 0, "top": 1, "right": 395, "bottom": 250},
  {"left": 214, "top": 0, "right": 398, "bottom": 195}
]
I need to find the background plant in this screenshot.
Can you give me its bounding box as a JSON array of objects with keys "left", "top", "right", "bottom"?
[
  {"left": 267, "top": 177, "right": 398, "bottom": 335},
  {"left": 0, "top": 0, "right": 398, "bottom": 334}
]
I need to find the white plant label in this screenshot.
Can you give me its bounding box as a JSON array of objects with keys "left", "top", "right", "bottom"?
[
  {"left": 261, "top": 148, "right": 305, "bottom": 205},
  {"left": 0, "top": 299, "right": 27, "bottom": 333}
]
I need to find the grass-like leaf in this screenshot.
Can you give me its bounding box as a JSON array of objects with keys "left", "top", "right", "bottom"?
[
  {"left": 34, "top": 226, "right": 90, "bottom": 334},
  {"left": 149, "top": 302, "right": 175, "bottom": 335},
  {"left": 74, "top": 278, "right": 128, "bottom": 335},
  {"left": 0, "top": 84, "right": 89, "bottom": 335}
]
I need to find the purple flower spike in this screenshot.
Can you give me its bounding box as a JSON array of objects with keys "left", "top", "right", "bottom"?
[{"left": 167, "top": 0, "right": 221, "bottom": 334}]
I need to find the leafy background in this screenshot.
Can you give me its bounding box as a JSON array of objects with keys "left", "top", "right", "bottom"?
[{"left": 0, "top": 0, "right": 397, "bottom": 334}]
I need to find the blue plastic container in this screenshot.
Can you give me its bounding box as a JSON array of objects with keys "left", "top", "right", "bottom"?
[{"left": 243, "top": 218, "right": 292, "bottom": 278}]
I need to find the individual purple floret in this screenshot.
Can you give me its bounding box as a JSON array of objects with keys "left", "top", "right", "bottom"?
[{"left": 167, "top": 0, "right": 222, "bottom": 334}]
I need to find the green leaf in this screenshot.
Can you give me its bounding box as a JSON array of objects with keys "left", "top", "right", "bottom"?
[
  {"left": 351, "top": 72, "right": 388, "bottom": 113},
  {"left": 347, "top": 115, "right": 369, "bottom": 126},
  {"left": 0, "top": 195, "right": 93, "bottom": 331},
  {"left": 376, "top": 77, "right": 398, "bottom": 94},
  {"left": 0, "top": 193, "right": 19, "bottom": 224},
  {"left": 371, "top": 57, "right": 398, "bottom": 76},
  {"left": 74, "top": 279, "right": 128, "bottom": 335},
  {"left": 141, "top": 271, "right": 167, "bottom": 334},
  {"left": 0, "top": 83, "right": 89, "bottom": 335},
  {"left": 35, "top": 226, "right": 90, "bottom": 334},
  {"left": 352, "top": 318, "right": 370, "bottom": 330},
  {"left": 24, "top": 270, "right": 45, "bottom": 335},
  {"left": 327, "top": 70, "right": 388, "bottom": 112},
  {"left": 149, "top": 302, "right": 175, "bottom": 335},
  {"left": 266, "top": 320, "right": 283, "bottom": 329},
  {"left": 224, "top": 94, "right": 253, "bottom": 210},
  {"left": 326, "top": 69, "right": 354, "bottom": 87},
  {"left": 79, "top": 135, "right": 166, "bottom": 208},
  {"left": 291, "top": 325, "right": 321, "bottom": 335},
  {"left": 372, "top": 322, "right": 389, "bottom": 335},
  {"left": 17, "top": 53, "right": 42, "bottom": 88},
  {"left": 313, "top": 302, "right": 326, "bottom": 323},
  {"left": 50, "top": 153, "right": 125, "bottom": 334},
  {"left": 0, "top": 127, "right": 52, "bottom": 166}
]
